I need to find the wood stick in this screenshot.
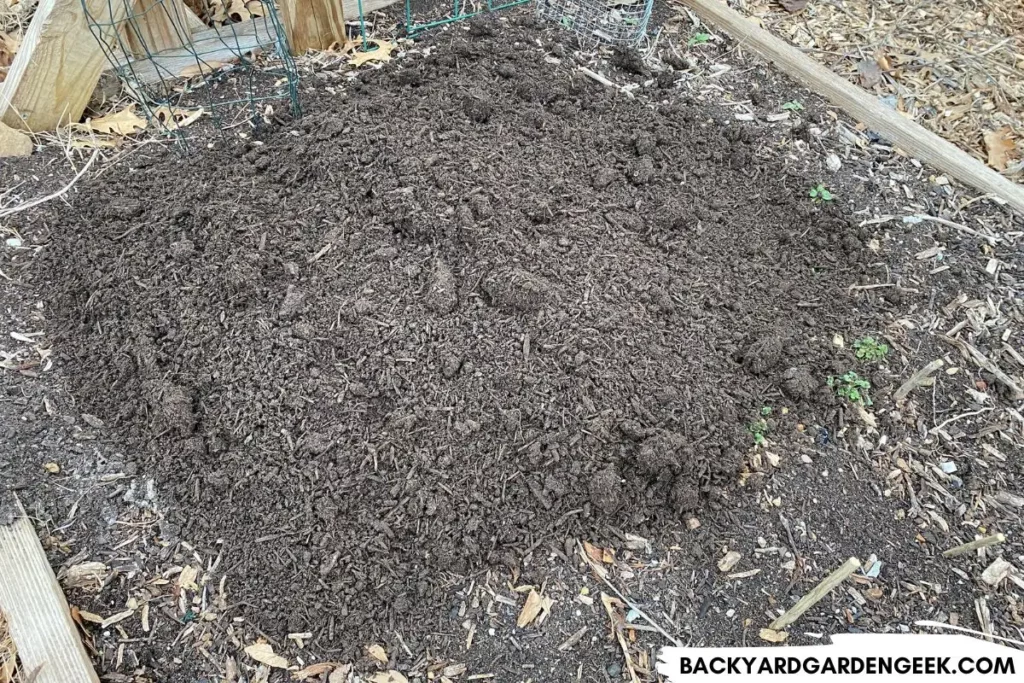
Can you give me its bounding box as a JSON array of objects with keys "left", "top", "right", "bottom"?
[
  {"left": 942, "top": 533, "right": 1006, "bottom": 558},
  {"left": 676, "top": 0, "right": 1024, "bottom": 216},
  {"left": 769, "top": 557, "right": 861, "bottom": 630},
  {"left": 893, "top": 359, "right": 944, "bottom": 402},
  {"left": 940, "top": 335, "right": 1024, "bottom": 401},
  {"left": 0, "top": 495, "right": 99, "bottom": 683},
  {"left": 0, "top": 150, "right": 98, "bottom": 220}
]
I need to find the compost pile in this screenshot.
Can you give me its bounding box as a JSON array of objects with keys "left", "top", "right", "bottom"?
[{"left": 36, "top": 19, "right": 872, "bottom": 646}]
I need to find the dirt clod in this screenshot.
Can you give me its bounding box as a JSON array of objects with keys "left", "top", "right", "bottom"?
[
  {"left": 279, "top": 285, "right": 306, "bottom": 320},
  {"left": 589, "top": 467, "right": 623, "bottom": 515},
  {"left": 425, "top": 259, "right": 458, "bottom": 313},
  {"left": 483, "top": 268, "right": 556, "bottom": 311}
]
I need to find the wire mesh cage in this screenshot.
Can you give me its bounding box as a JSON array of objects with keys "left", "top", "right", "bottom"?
[
  {"left": 404, "top": 0, "right": 530, "bottom": 36},
  {"left": 82, "top": 0, "right": 300, "bottom": 144},
  {"left": 537, "top": 0, "right": 652, "bottom": 47}
]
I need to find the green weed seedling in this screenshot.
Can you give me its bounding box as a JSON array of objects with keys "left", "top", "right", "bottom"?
[
  {"left": 749, "top": 406, "right": 772, "bottom": 446},
  {"left": 827, "top": 371, "right": 872, "bottom": 406},
  {"left": 854, "top": 337, "right": 889, "bottom": 362},
  {"left": 688, "top": 32, "right": 711, "bottom": 47},
  {"left": 809, "top": 184, "right": 834, "bottom": 202},
  {"left": 782, "top": 100, "right": 804, "bottom": 111}
]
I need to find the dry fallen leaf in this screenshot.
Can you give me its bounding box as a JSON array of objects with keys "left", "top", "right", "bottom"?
[
  {"left": 717, "top": 550, "right": 742, "bottom": 572},
  {"left": 42, "top": 462, "right": 60, "bottom": 474},
  {"left": 981, "top": 557, "right": 1013, "bottom": 586},
  {"left": 366, "top": 643, "right": 388, "bottom": 664},
  {"left": 349, "top": 40, "right": 397, "bottom": 67},
  {"left": 87, "top": 107, "right": 146, "bottom": 136},
  {"left": 101, "top": 609, "right": 134, "bottom": 628},
  {"left": 0, "top": 120, "right": 32, "bottom": 158},
  {"left": 177, "top": 565, "right": 199, "bottom": 591},
  {"left": 367, "top": 672, "right": 408, "bottom": 683},
  {"left": 442, "top": 663, "right": 467, "bottom": 677},
  {"left": 328, "top": 665, "right": 352, "bottom": 683},
  {"left": 293, "top": 662, "right": 341, "bottom": 680},
  {"left": 516, "top": 589, "right": 553, "bottom": 628},
  {"left": 152, "top": 105, "right": 204, "bottom": 131},
  {"left": 64, "top": 561, "right": 110, "bottom": 591},
  {"left": 759, "top": 627, "right": 788, "bottom": 643},
  {"left": 583, "top": 541, "right": 604, "bottom": 564},
  {"left": 77, "top": 609, "right": 104, "bottom": 624},
  {"left": 244, "top": 642, "right": 289, "bottom": 669},
  {"left": 984, "top": 127, "right": 1016, "bottom": 171}
]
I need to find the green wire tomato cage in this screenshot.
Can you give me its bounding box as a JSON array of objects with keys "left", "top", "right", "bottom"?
[{"left": 404, "top": 0, "right": 531, "bottom": 36}]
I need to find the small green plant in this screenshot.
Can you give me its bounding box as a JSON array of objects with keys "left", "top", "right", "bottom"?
[
  {"left": 560, "top": 15, "right": 574, "bottom": 28},
  {"left": 809, "top": 184, "right": 834, "bottom": 202},
  {"left": 853, "top": 337, "right": 889, "bottom": 362},
  {"left": 688, "top": 32, "right": 711, "bottom": 47},
  {"left": 748, "top": 406, "right": 772, "bottom": 446},
  {"left": 781, "top": 100, "right": 804, "bottom": 111},
  {"left": 827, "top": 371, "right": 872, "bottom": 406}
]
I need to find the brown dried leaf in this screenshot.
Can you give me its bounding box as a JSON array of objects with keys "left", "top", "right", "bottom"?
[
  {"left": 368, "top": 672, "right": 408, "bottom": 683},
  {"left": 64, "top": 561, "right": 110, "bottom": 591},
  {"left": 759, "top": 627, "right": 788, "bottom": 643},
  {"left": 583, "top": 541, "right": 604, "bottom": 564},
  {"left": 244, "top": 642, "right": 289, "bottom": 669},
  {"left": 294, "top": 662, "right": 341, "bottom": 680},
  {"left": 717, "top": 550, "right": 742, "bottom": 572},
  {"left": 516, "top": 589, "right": 553, "bottom": 628},
  {"left": 328, "top": 664, "right": 352, "bottom": 683},
  {"left": 349, "top": 40, "right": 397, "bottom": 67},
  {"left": 87, "top": 107, "right": 146, "bottom": 136},
  {"left": 984, "top": 128, "right": 1016, "bottom": 171},
  {"left": 366, "top": 644, "right": 388, "bottom": 664}
]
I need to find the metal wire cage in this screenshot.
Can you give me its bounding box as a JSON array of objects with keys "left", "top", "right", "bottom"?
[
  {"left": 404, "top": 0, "right": 531, "bottom": 36},
  {"left": 81, "top": 0, "right": 300, "bottom": 144},
  {"left": 537, "top": 0, "right": 652, "bottom": 47}
]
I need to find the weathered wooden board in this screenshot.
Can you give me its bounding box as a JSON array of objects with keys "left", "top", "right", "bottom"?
[
  {"left": 0, "top": 0, "right": 128, "bottom": 130},
  {"left": 0, "top": 496, "right": 99, "bottom": 683}
]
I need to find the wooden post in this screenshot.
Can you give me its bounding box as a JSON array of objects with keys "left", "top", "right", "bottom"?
[
  {"left": 125, "top": 0, "right": 207, "bottom": 57},
  {"left": 0, "top": 0, "right": 129, "bottom": 131},
  {"left": 677, "top": 0, "right": 1024, "bottom": 215},
  {"left": 0, "top": 496, "right": 99, "bottom": 683},
  {"left": 278, "top": 0, "right": 346, "bottom": 54}
]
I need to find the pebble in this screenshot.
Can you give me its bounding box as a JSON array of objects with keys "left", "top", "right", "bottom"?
[
  {"left": 607, "top": 663, "right": 622, "bottom": 677},
  {"left": 826, "top": 153, "right": 842, "bottom": 172}
]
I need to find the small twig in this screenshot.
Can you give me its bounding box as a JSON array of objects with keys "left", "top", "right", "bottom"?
[
  {"left": 577, "top": 67, "right": 634, "bottom": 99},
  {"left": 769, "top": 557, "right": 861, "bottom": 630},
  {"left": 942, "top": 533, "right": 1006, "bottom": 558},
  {"left": 940, "top": 335, "right": 1024, "bottom": 400},
  {"left": 894, "top": 359, "right": 944, "bottom": 402},
  {"left": 907, "top": 214, "right": 999, "bottom": 245},
  {"left": 0, "top": 150, "right": 99, "bottom": 220},
  {"left": 578, "top": 542, "right": 681, "bottom": 646},
  {"left": 931, "top": 407, "right": 992, "bottom": 434},
  {"left": 915, "top": 620, "right": 1024, "bottom": 648}
]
